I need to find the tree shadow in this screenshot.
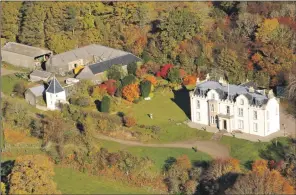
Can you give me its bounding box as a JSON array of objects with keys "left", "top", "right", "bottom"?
[
  {"left": 192, "top": 160, "right": 210, "bottom": 169},
  {"left": 163, "top": 157, "right": 176, "bottom": 172},
  {"left": 94, "top": 100, "right": 101, "bottom": 111},
  {"left": 259, "top": 140, "right": 287, "bottom": 161},
  {"left": 1, "top": 160, "right": 15, "bottom": 183},
  {"left": 170, "top": 87, "right": 191, "bottom": 119},
  {"left": 244, "top": 160, "right": 254, "bottom": 170}
]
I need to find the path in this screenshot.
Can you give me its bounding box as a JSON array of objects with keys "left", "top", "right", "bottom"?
[{"left": 96, "top": 134, "right": 230, "bottom": 158}]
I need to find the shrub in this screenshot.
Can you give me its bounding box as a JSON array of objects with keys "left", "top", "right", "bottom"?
[
  {"left": 143, "top": 74, "right": 157, "bottom": 86},
  {"left": 183, "top": 75, "right": 197, "bottom": 86},
  {"left": 102, "top": 79, "right": 117, "bottom": 96},
  {"left": 140, "top": 80, "right": 151, "bottom": 98},
  {"left": 123, "top": 116, "right": 137, "bottom": 127},
  {"left": 101, "top": 96, "right": 111, "bottom": 113},
  {"left": 107, "top": 64, "right": 125, "bottom": 80},
  {"left": 71, "top": 96, "right": 91, "bottom": 107},
  {"left": 121, "top": 75, "right": 137, "bottom": 87},
  {"left": 91, "top": 85, "right": 107, "bottom": 100},
  {"left": 122, "top": 83, "right": 140, "bottom": 102},
  {"left": 127, "top": 62, "right": 138, "bottom": 75},
  {"left": 168, "top": 67, "right": 182, "bottom": 84},
  {"left": 160, "top": 64, "right": 174, "bottom": 78},
  {"left": 13, "top": 81, "right": 26, "bottom": 97}
]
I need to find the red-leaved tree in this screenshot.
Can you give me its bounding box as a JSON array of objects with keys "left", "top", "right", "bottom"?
[{"left": 159, "top": 64, "right": 174, "bottom": 78}]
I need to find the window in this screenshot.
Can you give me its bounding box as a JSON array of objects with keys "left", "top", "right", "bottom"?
[
  {"left": 267, "top": 111, "right": 269, "bottom": 120},
  {"left": 253, "top": 111, "right": 257, "bottom": 120},
  {"left": 196, "top": 100, "right": 200, "bottom": 109},
  {"left": 197, "top": 112, "right": 200, "bottom": 121},
  {"left": 211, "top": 116, "right": 215, "bottom": 124},
  {"left": 226, "top": 106, "right": 230, "bottom": 114},
  {"left": 238, "top": 108, "right": 243, "bottom": 117},
  {"left": 253, "top": 123, "right": 258, "bottom": 132},
  {"left": 210, "top": 104, "right": 214, "bottom": 112},
  {"left": 238, "top": 120, "right": 244, "bottom": 129},
  {"left": 212, "top": 93, "right": 215, "bottom": 99},
  {"left": 240, "top": 99, "right": 244, "bottom": 105}
]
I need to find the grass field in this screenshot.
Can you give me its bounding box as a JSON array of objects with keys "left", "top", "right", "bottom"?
[
  {"left": 54, "top": 167, "right": 155, "bottom": 194},
  {"left": 121, "top": 89, "right": 212, "bottom": 143},
  {"left": 99, "top": 139, "right": 212, "bottom": 171}
]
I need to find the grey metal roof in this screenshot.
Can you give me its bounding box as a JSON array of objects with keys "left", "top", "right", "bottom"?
[
  {"left": 48, "top": 44, "right": 135, "bottom": 67},
  {"left": 195, "top": 80, "right": 268, "bottom": 106},
  {"left": 76, "top": 66, "right": 95, "bottom": 79},
  {"left": 46, "top": 77, "right": 64, "bottom": 94},
  {"left": 30, "top": 70, "right": 52, "bottom": 78},
  {"left": 27, "top": 85, "right": 46, "bottom": 97},
  {"left": 2, "top": 42, "right": 52, "bottom": 58},
  {"left": 88, "top": 54, "right": 141, "bottom": 75}
]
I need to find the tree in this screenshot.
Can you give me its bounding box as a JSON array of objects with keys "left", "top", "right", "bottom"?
[
  {"left": 101, "top": 79, "right": 117, "bottom": 96},
  {"left": 121, "top": 75, "right": 137, "bottom": 87},
  {"left": 256, "top": 18, "right": 280, "bottom": 43},
  {"left": 8, "top": 155, "right": 60, "bottom": 194},
  {"left": 140, "top": 80, "right": 151, "bottom": 98},
  {"left": 217, "top": 48, "right": 244, "bottom": 84},
  {"left": 183, "top": 75, "right": 197, "bottom": 86},
  {"left": 168, "top": 67, "right": 182, "bottom": 84},
  {"left": 122, "top": 83, "right": 140, "bottom": 102},
  {"left": 101, "top": 96, "right": 111, "bottom": 113},
  {"left": 159, "top": 64, "right": 174, "bottom": 79},
  {"left": 226, "top": 160, "right": 294, "bottom": 195},
  {"left": 13, "top": 81, "right": 26, "bottom": 98},
  {"left": 107, "top": 64, "right": 125, "bottom": 80},
  {"left": 123, "top": 115, "right": 137, "bottom": 127},
  {"left": 143, "top": 75, "right": 157, "bottom": 86},
  {"left": 127, "top": 62, "right": 138, "bottom": 75},
  {"left": 1, "top": 182, "right": 6, "bottom": 195}
]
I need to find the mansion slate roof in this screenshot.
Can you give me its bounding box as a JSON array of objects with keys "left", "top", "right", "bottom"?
[
  {"left": 46, "top": 77, "right": 64, "bottom": 94},
  {"left": 194, "top": 80, "right": 268, "bottom": 106},
  {"left": 2, "top": 42, "right": 52, "bottom": 58}
]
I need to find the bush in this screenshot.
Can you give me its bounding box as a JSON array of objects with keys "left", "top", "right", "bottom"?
[
  {"left": 168, "top": 67, "right": 182, "bottom": 84},
  {"left": 127, "top": 62, "right": 138, "bottom": 75},
  {"left": 101, "top": 96, "right": 111, "bottom": 113},
  {"left": 122, "top": 83, "right": 140, "bottom": 102},
  {"left": 121, "top": 75, "right": 137, "bottom": 87},
  {"left": 140, "top": 80, "right": 151, "bottom": 98},
  {"left": 71, "top": 96, "right": 91, "bottom": 107},
  {"left": 107, "top": 64, "right": 125, "bottom": 80},
  {"left": 13, "top": 81, "right": 26, "bottom": 97},
  {"left": 123, "top": 116, "right": 137, "bottom": 127}
]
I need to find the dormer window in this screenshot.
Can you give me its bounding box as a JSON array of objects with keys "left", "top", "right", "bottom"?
[
  {"left": 240, "top": 99, "right": 244, "bottom": 105},
  {"left": 212, "top": 94, "right": 215, "bottom": 99}
]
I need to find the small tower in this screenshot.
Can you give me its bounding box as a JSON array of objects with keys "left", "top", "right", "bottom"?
[{"left": 46, "top": 76, "right": 66, "bottom": 110}]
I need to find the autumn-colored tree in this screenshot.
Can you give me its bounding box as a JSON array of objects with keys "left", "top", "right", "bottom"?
[
  {"left": 122, "top": 83, "right": 140, "bottom": 102},
  {"left": 179, "top": 69, "right": 187, "bottom": 78},
  {"left": 123, "top": 116, "right": 137, "bottom": 127},
  {"left": 183, "top": 75, "right": 197, "bottom": 86},
  {"left": 102, "top": 79, "right": 117, "bottom": 96},
  {"left": 256, "top": 18, "right": 279, "bottom": 43},
  {"left": 8, "top": 155, "right": 60, "bottom": 194},
  {"left": 1, "top": 182, "right": 6, "bottom": 195},
  {"left": 159, "top": 64, "right": 174, "bottom": 79},
  {"left": 91, "top": 85, "right": 107, "bottom": 100},
  {"left": 143, "top": 75, "right": 157, "bottom": 86},
  {"left": 226, "top": 160, "right": 294, "bottom": 195},
  {"left": 135, "top": 67, "right": 148, "bottom": 78}
]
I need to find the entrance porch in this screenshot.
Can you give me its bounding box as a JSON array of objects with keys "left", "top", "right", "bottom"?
[{"left": 218, "top": 114, "right": 234, "bottom": 132}]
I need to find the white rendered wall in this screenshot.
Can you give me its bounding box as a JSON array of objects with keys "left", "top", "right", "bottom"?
[
  {"left": 46, "top": 91, "right": 66, "bottom": 110},
  {"left": 265, "top": 98, "right": 280, "bottom": 136}
]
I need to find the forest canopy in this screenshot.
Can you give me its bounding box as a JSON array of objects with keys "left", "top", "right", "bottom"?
[{"left": 1, "top": 1, "right": 296, "bottom": 87}]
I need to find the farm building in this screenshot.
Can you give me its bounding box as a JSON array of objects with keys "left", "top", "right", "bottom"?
[
  {"left": 45, "top": 44, "right": 141, "bottom": 76},
  {"left": 1, "top": 42, "right": 52, "bottom": 69},
  {"left": 76, "top": 53, "right": 141, "bottom": 83},
  {"left": 25, "top": 85, "right": 46, "bottom": 106},
  {"left": 29, "top": 70, "right": 52, "bottom": 82}
]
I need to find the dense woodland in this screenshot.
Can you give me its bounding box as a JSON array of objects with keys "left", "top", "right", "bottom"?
[{"left": 2, "top": 1, "right": 296, "bottom": 87}]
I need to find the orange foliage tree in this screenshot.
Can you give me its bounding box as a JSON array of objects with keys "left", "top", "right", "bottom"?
[
  {"left": 144, "top": 75, "right": 157, "bottom": 86},
  {"left": 183, "top": 75, "right": 197, "bottom": 86},
  {"left": 122, "top": 83, "right": 140, "bottom": 102}
]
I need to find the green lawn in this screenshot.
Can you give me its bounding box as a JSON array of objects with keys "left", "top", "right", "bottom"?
[
  {"left": 54, "top": 167, "right": 155, "bottom": 194},
  {"left": 220, "top": 136, "right": 290, "bottom": 168},
  {"left": 1, "top": 74, "right": 29, "bottom": 95},
  {"left": 99, "top": 139, "right": 212, "bottom": 171},
  {"left": 122, "top": 89, "right": 212, "bottom": 143}
]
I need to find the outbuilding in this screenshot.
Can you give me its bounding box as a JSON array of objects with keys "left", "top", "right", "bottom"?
[
  {"left": 25, "top": 85, "right": 46, "bottom": 106},
  {"left": 29, "top": 70, "right": 52, "bottom": 82},
  {"left": 1, "top": 42, "right": 52, "bottom": 69}
]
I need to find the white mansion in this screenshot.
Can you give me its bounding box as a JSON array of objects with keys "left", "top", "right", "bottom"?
[{"left": 190, "top": 76, "right": 280, "bottom": 137}]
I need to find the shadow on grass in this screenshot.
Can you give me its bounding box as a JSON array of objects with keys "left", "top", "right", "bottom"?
[
  {"left": 259, "top": 140, "right": 287, "bottom": 161},
  {"left": 1, "top": 160, "right": 15, "bottom": 183},
  {"left": 94, "top": 100, "right": 101, "bottom": 111},
  {"left": 171, "top": 87, "right": 191, "bottom": 119}
]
